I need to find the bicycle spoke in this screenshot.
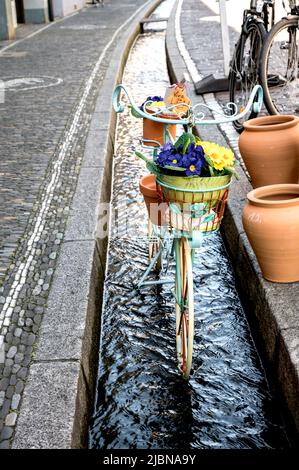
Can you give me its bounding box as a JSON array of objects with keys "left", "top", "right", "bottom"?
[{"left": 261, "top": 18, "right": 299, "bottom": 115}]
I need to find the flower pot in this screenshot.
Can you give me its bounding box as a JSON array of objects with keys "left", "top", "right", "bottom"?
[
  {"left": 157, "top": 174, "right": 231, "bottom": 204},
  {"left": 139, "top": 174, "right": 168, "bottom": 226},
  {"left": 239, "top": 115, "right": 299, "bottom": 188},
  {"left": 242, "top": 184, "right": 299, "bottom": 283},
  {"left": 143, "top": 110, "right": 177, "bottom": 147},
  {"left": 157, "top": 174, "right": 231, "bottom": 233}
]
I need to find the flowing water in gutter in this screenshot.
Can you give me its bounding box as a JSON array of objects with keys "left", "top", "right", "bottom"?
[{"left": 89, "top": 0, "right": 290, "bottom": 449}]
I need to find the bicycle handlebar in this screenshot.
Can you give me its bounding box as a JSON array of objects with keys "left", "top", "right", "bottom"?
[{"left": 112, "top": 83, "right": 263, "bottom": 126}]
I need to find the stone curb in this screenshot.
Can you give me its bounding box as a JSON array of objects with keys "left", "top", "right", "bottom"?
[
  {"left": 12, "top": 0, "right": 163, "bottom": 449},
  {"left": 166, "top": 0, "right": 299, "bottom": 436}
]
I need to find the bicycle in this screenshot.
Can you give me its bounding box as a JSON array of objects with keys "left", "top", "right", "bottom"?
[
  {"left": 112, "top": 83, "right": 263, "bottom": 379},
  {"left": 229, "top": 0, "right": 275, "bottom": 133},
  {"left": 260, "top": 0, "right": 299, "bottom": 114}
]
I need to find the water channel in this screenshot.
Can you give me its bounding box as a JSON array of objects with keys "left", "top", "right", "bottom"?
[{"left": 89, "top": 0, "right": 290, "bottom": 449}]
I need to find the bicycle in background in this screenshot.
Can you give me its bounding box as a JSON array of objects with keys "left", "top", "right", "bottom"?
[
  {"left": 229, "top": 0, "right": 275, "bottom": 133},
  {"left": 260, "top": 0, "right": 299, "bottom": 114}
]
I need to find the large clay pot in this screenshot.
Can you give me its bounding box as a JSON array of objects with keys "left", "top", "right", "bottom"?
[
  {"left": 139, "top": 174, "right": 168, "bottom": 226},
  {"left": 239, "top": 115, "right": 299, "bottom": 188},
  {"left": 143, "top": 110, "right": 177, "bottom": 147},
  {"left": 242, "top": 184, "right": 299, "bottom": 283}
]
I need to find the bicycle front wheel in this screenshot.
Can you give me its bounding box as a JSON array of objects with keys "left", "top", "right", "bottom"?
[
  {"left": 175, "top": 237, "right": 194, "bottom": 379},
  {"left": 229, "top": 21, "right": 266, "bottom": 133},
  {"left": 260, "top": 17, "right": 299, "bottom": 115}
]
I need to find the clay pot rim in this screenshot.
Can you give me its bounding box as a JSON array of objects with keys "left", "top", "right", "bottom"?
[
  {"left": 243, "top": 114, "right": 299, "bottom": 131},
  {"left": 139, "top": 174, "right": 158, "bottom": 198},
  {"left": 247, "top": 184, "right": 299, "bottom": 207}
]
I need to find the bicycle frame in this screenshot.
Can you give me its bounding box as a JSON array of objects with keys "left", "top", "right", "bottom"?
[
  {"left": 113, "top": 83, "right": 263, "bottom": 378},
  {"left": 243, "top": 0, "right": 275, "bottom": 31}
]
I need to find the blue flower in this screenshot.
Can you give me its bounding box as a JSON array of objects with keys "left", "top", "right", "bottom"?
[{"left": 156, "top": 141, "right": 206, "bottom": 175}]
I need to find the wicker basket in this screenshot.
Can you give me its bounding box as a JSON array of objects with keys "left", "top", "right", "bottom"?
[{"left": 156, "top": 174, "right": 231, "bottom": 233}]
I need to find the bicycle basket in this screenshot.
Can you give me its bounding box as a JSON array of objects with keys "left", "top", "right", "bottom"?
[{"left": 156, "top": 175, "right": 231, "bottom": 233}]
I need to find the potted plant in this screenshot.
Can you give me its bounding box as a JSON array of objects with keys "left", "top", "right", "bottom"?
[
  {"left": 131, "top": 84, "right": 192, "bottom": 147},
  {"left": 138, "top": 133, "right": 238, "bottom": 228}
]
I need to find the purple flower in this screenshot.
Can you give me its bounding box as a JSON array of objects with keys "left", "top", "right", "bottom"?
[
  {"left": 182, "top": 144, "right": 205, "bottom": 176},
  {"left": 156, "top": 141, "right": 206, "bottom": 175}
]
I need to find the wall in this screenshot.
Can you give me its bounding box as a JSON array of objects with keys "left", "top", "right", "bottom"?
[
  {"left": 0, "top": 0, "right": 16, "bottom": 40},
  {"left": 23, "top": 0, "right": 49, "bottom": 23},
  {"left": 53, "top": 0, "right": 85, "bottom": 18}
]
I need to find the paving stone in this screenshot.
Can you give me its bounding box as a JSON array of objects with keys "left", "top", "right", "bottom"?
[
  {"left": 5, "top": 412, "right": 17, "bottom": 427},
  {"left": 14, "top": 352, "right": 24, "bottom": 363},
  {"left": 0, "top": 440, "right": 10, "bottom": 449},
  {"left": 6, "top": 386, "right": 15, "bottom": 400},
  {"left": 2, "top": 367, "right": 11, "bottom": 378},
  {"left": 4, "top": 359, "right": 13, "bottom": 367},
  {"left": 0, "top": 391, "right": 5, "bottom": 407},
  {"left": 9, "top": 375, "right": 17, "bottom": 386},
  {"left": 11, "top": 364, "right": 21, "bottom": 374},
  {"left": 0, "top": 399, "right": 11, "bottom": 419},
  {"left": 26, "top": 334, "right": 36, "bottom": 346},
  {"left": 17, "top": 367, "right": 28, "bottom": 380},
  {"left": 11, "top": 394, "right": 21, "bottom": 411},
  {"left": 6, "top": 347, "right": 17, "bottom": 359},
  {"left": 15, "top": 381, "right": 24, "bottom": 394},
  {"left": 1, "top": 426, "right": 13, "bottom": 440},
  {"left": 0, "top": 378, "right": 9, "bottom": 392}
]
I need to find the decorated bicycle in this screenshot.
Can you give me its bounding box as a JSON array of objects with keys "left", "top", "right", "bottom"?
[{"left": 113, "top": 81, "right": 263, "bottom": 379}]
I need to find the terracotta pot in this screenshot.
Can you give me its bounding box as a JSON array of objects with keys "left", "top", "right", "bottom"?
[
  {"left": 139, "top": 174, "right": 168, "bottom": 226},
  {"left": 143, "top": 109, "right": 177, "bottom": 147},
  {"left": 242, "top": 184, "right": 299, "bottom": 283},
  {"left": 239, "top": 115, "right": 299, "bottom": 188}
]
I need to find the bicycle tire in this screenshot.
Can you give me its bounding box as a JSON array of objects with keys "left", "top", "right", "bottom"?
[
  {"left": 229, "top": 20, "right": 267, "bottom": 133},
  {"left": 175, "top": 237, "right": 194, "bottom": 379},
  {"left": 260, "top": 16, "right": 299, "bottom": 115}
]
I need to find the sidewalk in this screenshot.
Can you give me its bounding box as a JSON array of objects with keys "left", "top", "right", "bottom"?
[
  {"left": 167, "top": 0, "right": 299, "bottom": 435},
  {"left": 0, "top": 0, "right": 160, "bottom": 449}
]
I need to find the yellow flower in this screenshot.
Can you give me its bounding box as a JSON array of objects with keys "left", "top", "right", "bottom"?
[
  {"left": 148, "top": 101, "right": 165, "bottom": 108},
  {"left": 199, "top": 141, "right": 234, "bottom": 171}
]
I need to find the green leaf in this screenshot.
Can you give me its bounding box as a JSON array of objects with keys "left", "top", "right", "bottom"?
[
  {"left": 209, "top": 166, "right": 215, "bottom": 177},
  {"left": 174, "top": 132, "right": 195, "bottom": 150},
  {"left": 129, "top": 105, "right": 142, "bottom": 119},
  {"left": 182, "top": 137, "right": 191, "bottom": 154},
  {"left": 224, "top": 166, "right": 240, "bottom": 180},
  {"left": 135, "top": 151, "right": 159, "bottom": 174},
  {"left": 164, "top": 165, "right": 185, "bottom": 172}
]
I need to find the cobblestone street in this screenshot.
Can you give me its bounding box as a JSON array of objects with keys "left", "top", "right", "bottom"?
[
  {"left": 0, "top": 0, "right": 151, "bottom": 448},
  {"left": 0, "top": 0, "right": 298, "bottom": 452}
]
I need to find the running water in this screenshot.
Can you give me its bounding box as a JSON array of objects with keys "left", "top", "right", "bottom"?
[{"left": 89, "top": 3, "right": 290, "bottom": 449}]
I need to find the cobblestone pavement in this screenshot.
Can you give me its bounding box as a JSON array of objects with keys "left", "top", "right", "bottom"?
[{"left": 0, "top": 0, "right": 151, "bottom": 448}]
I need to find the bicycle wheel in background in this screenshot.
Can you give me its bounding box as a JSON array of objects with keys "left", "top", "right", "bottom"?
[
  {"left": 260, "top": 17, "right": 299, "bottom": 115},
  {"left": 229, "top": 21, "right": 267, "bottom": 133},
  {"left": 175, "top": 237, "right": 194, "bottom": 379}
]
